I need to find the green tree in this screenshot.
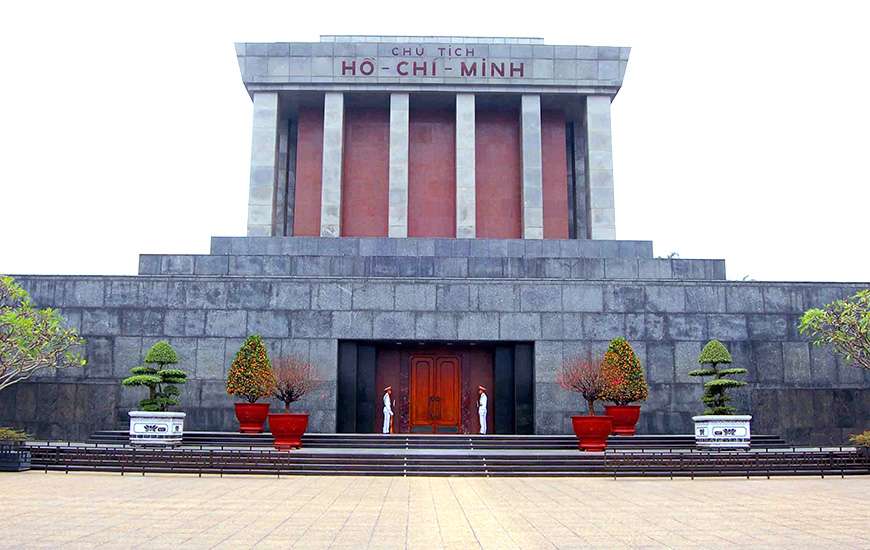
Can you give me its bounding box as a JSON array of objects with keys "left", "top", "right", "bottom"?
[
  {"left": 226, "top": 335, "right": 275, "bottom": 403},
  {"left": 600, "top": 337, "right": 649, "bottom": 405},
  {"left": 0, "top": 427, "right": 28, "bottom": 442},
  {"left": 799, "top": 289, "right": 870, "bottom": 371},
  {"left": 121, "top": 341, "right": 188, "bottom": 411},
  {"left": 688, "top": 340, "right": 747, "bottom": 415},
  {"left": 0, "top": 276, "right": 85, "bottom": 392}
]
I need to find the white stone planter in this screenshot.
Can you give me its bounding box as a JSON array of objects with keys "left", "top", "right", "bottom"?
[
  {"left": 128, "top": 411, "right": 185, "bottom": 446},
  {"left": 692, "top": 415, "right": 752, "bottom": 449}
]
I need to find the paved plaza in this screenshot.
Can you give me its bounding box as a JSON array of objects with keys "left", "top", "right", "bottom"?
[{"left": 0, "top": 472, "right": 868, "bottom": 549}]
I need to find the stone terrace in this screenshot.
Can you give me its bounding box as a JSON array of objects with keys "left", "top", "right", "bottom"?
[
  {"left": 2, "top": 268, "right": 867, "bottom": 443},
  {"left": 137, "top": 237, "right": 725, "bottom": 280}
]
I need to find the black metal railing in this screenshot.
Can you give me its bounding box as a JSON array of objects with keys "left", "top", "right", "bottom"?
[{"left": 24, "top": 440, "right": 870, "bottom": 479}]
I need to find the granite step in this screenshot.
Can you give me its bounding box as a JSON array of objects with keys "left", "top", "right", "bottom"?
[
  {"left": 139, "top": 253, "right": 726, "bottom": 280},
  {"left": 89, "top": 431, "right": 788, "bottom": 449},
  {"left": 209, "top": 237, "right": 656, "bottom": 259},
  {"left": 29, "top": 444, "right": 868, "bottom": 477}
]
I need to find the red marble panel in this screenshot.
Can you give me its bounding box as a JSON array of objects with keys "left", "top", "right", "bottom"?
[
  {"left": 292, "top": 107, "right": 324, "bottom": 236},
  {"left": 542, "top": 110, "right": 570, "bottom": 238},
  {"left": 408, "top": 107, "right": 456, "bottom": 237},
  {"left": 341, "top": 107, "right": 390, "bottom": 236},
  {"left": 475, "top": 109, "right": 522, "bottom": 238}
]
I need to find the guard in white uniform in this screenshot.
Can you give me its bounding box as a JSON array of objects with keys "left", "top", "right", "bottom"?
[
  {"left": 382, "top": 386, "right": 393, "bottom": 434},
  {"left": 477, "top": 385, "right": 488, "bottom": 435}
]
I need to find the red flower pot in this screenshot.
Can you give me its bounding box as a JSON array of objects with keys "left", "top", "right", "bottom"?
[
  {"left": 234, "top": 402, "right": 270, "bottom": 433},
  {"left": 268, "top": 413, "right": 309, "bottom": 450},
  {"left": 571, "top": 415, "right": 613, "bottom": 452},
  {"left": 604, "top": 405, "right": 641, "bottom": 436}
]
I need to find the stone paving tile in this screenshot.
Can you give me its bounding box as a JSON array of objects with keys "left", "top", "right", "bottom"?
[{"left": 0, "top": 472, "right": 869, "bottom": 549}]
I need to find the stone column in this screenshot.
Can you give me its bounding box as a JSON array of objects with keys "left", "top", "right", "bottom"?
[
  {"left": 388, "top": 93, "right": 410, "bottom": 238},
  {"left": 246, "top": 92, "right": 280, "bottom": 236},
  {"left": 273, "top": 120, "right": 290, "bottom": 236},
  {"left": 285, "top": 120, "right": 298, "bottom": 236},
  {"left": 319, "top": 92, "right": 345, "bottom": 237},
  {"left": 520, "top": 94, "right": 544, "bottom": 239},
  {"left": 572, "top": 120, "right": 589, "bottom": 239},
  {"left": 585, "top": 95, "right": 616, "bottom": 240},
  {"left": 455, "top": 93, "right": 476, "bottom": 238}
]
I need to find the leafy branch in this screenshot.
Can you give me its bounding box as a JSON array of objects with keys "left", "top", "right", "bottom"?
[
  {"left": 0, "top": 276, "right": 85, "bottom": 392},
  {"left": 799, "top": 289, "right": 870, "bottom": 370}
]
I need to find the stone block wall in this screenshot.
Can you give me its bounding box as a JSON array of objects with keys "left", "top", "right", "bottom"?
[{"left": 2, "top": 270, "right": 867, "bottom": 445}]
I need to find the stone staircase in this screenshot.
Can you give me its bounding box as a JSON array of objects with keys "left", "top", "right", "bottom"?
[
  {"left": 89, "top": 431, "right": 787, "bottom": 450},
  {"left": 136, "top": 236, "right": 726, "bottom": 281},
  {"left": 24, "top": 432, "right": 869, "bottom": 478}
]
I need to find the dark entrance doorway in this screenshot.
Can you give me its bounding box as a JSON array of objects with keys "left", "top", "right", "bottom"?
[
  {"left": 375, "top": 344, "right": 493, "bottom": 434},
  {"left": 336, "top": 341, "right": 534, "bottom": 435},
  {"left": 410, "top": 353, "right": 461, "bottom": 433}
]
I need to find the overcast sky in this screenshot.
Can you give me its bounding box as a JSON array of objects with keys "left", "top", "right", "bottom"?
[{"left": 1, "top": 1, "right": 867, "bottom": 283}]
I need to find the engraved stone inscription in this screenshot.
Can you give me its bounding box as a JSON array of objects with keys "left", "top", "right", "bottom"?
[{"left": 338, "top": 44, "right": 526, "bottom": 80}]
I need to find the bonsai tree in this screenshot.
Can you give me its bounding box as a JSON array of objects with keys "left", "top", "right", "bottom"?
[
  {"left": 121, "top": 341, "right": 188, "bottom": 411},
  {"left": 799, "top": 289, "right": 870, "bottom": 371},
  {"left": 0, "top": 428, "right": 28, "bottom": 444},
  {"left": 0, "top": 276, "right": 85, "bottom": 392},
  {"left": 272, "top": 356, "right": 319, "bottom": 411},
  {"left": 688, "top": 339, "right": 747, "bottom": 415},
  {"left": 600, "top": 337, "right": 649, "bottom": 406},
  {"left": 227, "top": 335, "right": 275, "bottom": 403},
  {"left": 557, "top": 357, "right": 607, "bottom": 415},
  {"left": 849, "top": 431, "right": 870, "bottom": 448}
]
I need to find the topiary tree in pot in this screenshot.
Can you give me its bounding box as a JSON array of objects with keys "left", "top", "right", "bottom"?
[
  {"left": 226, "top": 335, "right": 276, "bottom": 433},
  {"left": 122, "top": 341, "right": 187, "bottom": 411},
  {"left": 688, "top": 339, "right": 751, "bottom": 449},
  {"left": 557, "top": 357, "right": 612, "bottom": 451},
  {"left": 600, "top": 337, "right": 649, "bottom": 436},
  {"left": 122, "top": 341, "right": 188, "bottom": 446},
  {"left": 268, "top": 356, "right": 319, "bottom": 450}
]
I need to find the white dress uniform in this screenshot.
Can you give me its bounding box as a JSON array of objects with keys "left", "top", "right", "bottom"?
[
  {"left": 478, "top": 391, "right": 488, "bottom": 435},
  {"left": 382, "top": 391, "right": 393, "bottom": 434}
]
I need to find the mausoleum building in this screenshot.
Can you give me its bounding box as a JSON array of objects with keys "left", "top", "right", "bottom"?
[{"left": 3, "top": 36, "right": 868, "bottom": 444}]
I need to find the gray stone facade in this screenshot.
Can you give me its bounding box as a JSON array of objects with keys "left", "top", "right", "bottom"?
[
  {"left": 3, "top": 237, "right": 868, "bottom": 445},
  {"left": 4, "top": 37, "right": 866, "bottom": 447}
]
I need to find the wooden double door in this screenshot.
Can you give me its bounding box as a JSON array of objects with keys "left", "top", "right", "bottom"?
[{"left": 410, "top": 354, "right": 461, "bottom": 433}]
